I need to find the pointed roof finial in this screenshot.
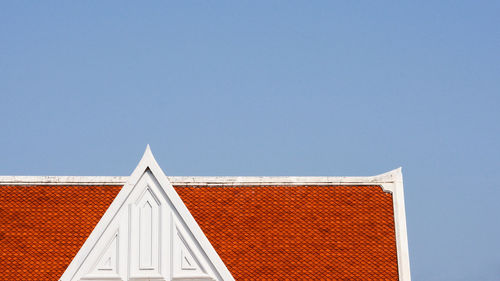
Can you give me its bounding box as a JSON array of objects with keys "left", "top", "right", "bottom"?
[{"left": 137, "top": 144, "right": 156, "bottom": 168}]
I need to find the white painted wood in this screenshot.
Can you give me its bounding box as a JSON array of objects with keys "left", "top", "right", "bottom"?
[
  {"left": 129, "top": 179, "right": 162, "bottom": 280},
  {"left": 391, "top": 168, "right": 412, "bottom": 281},
  {"left": 172, "top": 215, "right": 215, "bottom": 281},
  {"left": 59, "top": 146, "right": 234, "bottom": 281}
]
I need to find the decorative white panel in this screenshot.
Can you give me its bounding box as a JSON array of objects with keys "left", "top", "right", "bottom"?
[
  {"left": 172, "top": 224, "right": 213, "bottom": 281},
  {"left": 81, "top": 230, "right": 121, "bottom": 280},
  {"left": 61, "top": 146, "right": 233, "bottom": 281},
  {"left": 130, "top": 187, "right": 162, "bottom": 279}
]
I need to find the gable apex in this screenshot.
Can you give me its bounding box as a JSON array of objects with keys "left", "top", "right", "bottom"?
[
  {"left": 60, "top": 146, "right": 234, "bottom": 281},
  {"left": 127, "top": 145, "right": 164, "bottom": 186}
]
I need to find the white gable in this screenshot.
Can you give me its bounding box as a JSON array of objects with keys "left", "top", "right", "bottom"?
[{"left": 60, "top": 146, "right": 234, "bottom": 281}]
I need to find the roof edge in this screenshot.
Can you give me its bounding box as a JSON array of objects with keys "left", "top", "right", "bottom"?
[
  {"left": 0, "top": 168, "right": 403, "bottom": 186},
  {"left": 0, "top": 176, "right": 128, "bottom": 185}
]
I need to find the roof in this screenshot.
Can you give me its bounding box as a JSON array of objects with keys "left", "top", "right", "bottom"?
[
  {"left": 0, "top": 184, "right": 122, "bottom": 280},
  {"left": 0, "top": 146, "right": 410, "bottom": 281},
  {"left": 0, "top": 181, "right": 398, "bottom": 280},
  {"left": 177, "top": 184, "right": 398, "bottom": 280}
]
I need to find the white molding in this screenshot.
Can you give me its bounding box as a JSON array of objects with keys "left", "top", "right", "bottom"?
[
  {"left": 389, "top": 168, "right": 412, "bottom": 281},
  {"left": 0, "top": 176, "right": 127, "bottom": 185},
  {"left": 0, "top": 170, "right": 401, "bottom": 187}
]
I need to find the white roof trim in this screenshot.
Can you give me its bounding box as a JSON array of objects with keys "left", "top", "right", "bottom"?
[
  {"left": 390, "top": 168, "right": 412, "bottom": 281},
  {"left": 0, "top": 176, "right": 128, "bottom": 185},
  {"left": 0, "top": 169, "right": 401, "bottom": 187}
]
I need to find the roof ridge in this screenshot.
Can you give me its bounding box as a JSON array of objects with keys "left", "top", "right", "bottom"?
[{"left": 0, "top": 169, "right": 401, "bottom": 186}]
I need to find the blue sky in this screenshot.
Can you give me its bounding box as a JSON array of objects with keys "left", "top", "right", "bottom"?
[{"left": 1, "top": 2, "right": 499, "bottom": 280}]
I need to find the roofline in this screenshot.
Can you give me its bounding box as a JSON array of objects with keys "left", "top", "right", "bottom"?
[
  {"left": 0, "top": 176, "right": 128, "bottom": 185},
  {"left": 0, "top": 168, "right": 401, "bottom": 188},
  {"left": 1, "top": 168, "right": 410, "bottom": 280}
]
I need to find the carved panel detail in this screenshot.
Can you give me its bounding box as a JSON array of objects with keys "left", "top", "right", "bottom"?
[
  {"left": 172, "top": 224, "right": 215, "bottom": 280},
  {"left": 181, "top": 249, "right": 197, "bottom": 270},
  {"left": 140, "top": 201, "right": 153, "bottom": 269},
  {"left": 130, "top": 186, "right": 161, "bottom": 278},
  {"left": 81, "top": 230, "right": 120, "bottom": 280}
]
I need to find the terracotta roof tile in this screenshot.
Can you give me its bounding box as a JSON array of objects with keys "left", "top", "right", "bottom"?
[
  {"left": 0, "top": 185, "right": 122, "bottom": 281},
  {"left": 177, "top": 185, "right": 398, "bottom": 280},
  {"left": 0, "top": 184, "right": 398, "bottom": 280}
]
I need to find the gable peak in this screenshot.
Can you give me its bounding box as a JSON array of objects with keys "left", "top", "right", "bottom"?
[{"left": 60, "top": 146, "right": 234, "bottom": 281}]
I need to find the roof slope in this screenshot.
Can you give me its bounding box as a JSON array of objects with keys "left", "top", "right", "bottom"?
[
  {"left": 0, "top": 185, "right": 122, "bottom": 280},
  {"left": 0, "top": 183, "right": 397, "bottom": 280},
  {"left": 177, "top": 185, "right": 398, "bottom": 280}
]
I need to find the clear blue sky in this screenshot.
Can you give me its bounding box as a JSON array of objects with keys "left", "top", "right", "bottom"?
[{"left": 1, "top": 2, "right": 499, "bottom": 280}]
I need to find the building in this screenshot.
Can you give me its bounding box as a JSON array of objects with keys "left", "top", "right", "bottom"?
[{"left": 0, "top": 146, "right": 411, "bottom": 280}]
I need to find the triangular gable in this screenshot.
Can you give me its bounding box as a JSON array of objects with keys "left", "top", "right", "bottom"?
[{"left": 60, "top": 146, "right": 234, "bottom": 281}]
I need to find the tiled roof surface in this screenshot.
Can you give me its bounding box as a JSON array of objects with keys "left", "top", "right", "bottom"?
[
  {"left": 0, "top": 185, "right": 122, "bottom": 281},
  {"left": 177, "top": 185, "right": 398, "bottom": 280},
  {"left": 0, "top": 184, "right": 398, "bottom": 280}
]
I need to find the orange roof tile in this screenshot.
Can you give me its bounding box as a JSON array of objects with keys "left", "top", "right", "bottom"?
[
  {"left": 0, "top": 185, "right": 122, "bottom": 281},
  {"left": 177, "top": 185, "right": 398, "bottom": 280},
  {"left": 0, "top": 184, "right": 398, "bottom": 280}
]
